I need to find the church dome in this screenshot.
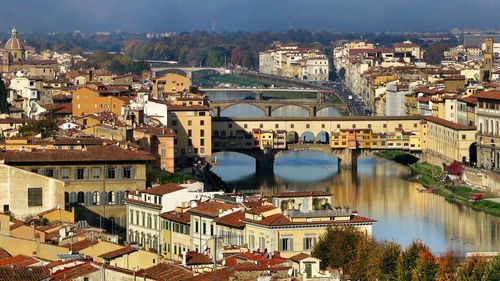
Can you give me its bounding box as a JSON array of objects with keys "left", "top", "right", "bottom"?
[{"left": 5, "top": 27, "right": 24, "bottom": 50}]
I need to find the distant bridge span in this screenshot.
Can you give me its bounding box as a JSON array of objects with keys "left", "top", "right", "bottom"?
[
  {"left": 150, "top": 66, "right": 228, "bottom": 78},
  {"left": 209, "top": 100, "right": 347, "bottom": 117}
]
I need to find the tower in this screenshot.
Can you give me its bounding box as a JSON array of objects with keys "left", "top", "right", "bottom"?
[{"left": 483, "top": 37, "right": 494, "bottom": 81}]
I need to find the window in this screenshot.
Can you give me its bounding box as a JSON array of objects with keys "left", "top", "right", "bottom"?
[
  {"left": 92, "top": 168, "right": 100, "bottom": 179},
  {"left": 291, "top": 124, "right": 294, "bottom": 129},
  {"left": 28, "top": 188, "right": 43, "bottom": 207},
  {"left": 30, "top": 168, "right": 39, "bottom": 174},
  {"left": 147, "top": 214, "right": 152, "bottom": 228},
  {"left": 106, "top": 168, "right": 116, "bottom": 179},
  {"left": 275, "top": 124, "right": 279, "bottom": 129},
  {"left": 306, "top": 124, "right": 310, "bottom": 129},
  {"left": 76, "top": 168, "right": 87, "bottom": 180},
  {"left": 44, "top": 169, "right": 55, "bottom": 178},
  {"left": 123, "top": 167, "right": 132, "bottom": 179},
  {"left": 303, "top": 236, "right": 317, "bottom": 250},
  {"left": 202, "top": 222, "right": 206, "bottom": 235},
  {"left": 195, "top": 220, "right": 199, "bottom": 233},
  {"left": 188, "top": 120, "right": 192, "bottom": 126},
  {"left": 279, "top": 237, "right": 293, "bottom": 252},
  {"left": 188, "top": 130, "right": 192, "bottom": 137},
  {"left": 200, "top": 120, "right": 204, "bottom": 126},
  {"left": 200, "top": 139, "right": 205, "bottom": 146},
  {"left": 249, "top": 234, "right": 255, "bottom": 250},
  {"left": 200, "top": 129, "right": 204, "bottom": 137},
  {"left": 130, "top": 210, "right": 134, "bottom": 224},
  {"left": 210, "top": 224, "right": 214, "bottom": 236},
  {"left": 259, "top": 237, "right": 265, "bottom": 250}
]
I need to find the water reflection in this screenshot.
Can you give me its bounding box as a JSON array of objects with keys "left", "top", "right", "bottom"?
[{"left": 211, "top": 151, "right": 500, "bottom": 254}]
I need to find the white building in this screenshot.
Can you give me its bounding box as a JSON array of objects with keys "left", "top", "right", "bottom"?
[
  {"left": 385, "top": 81, "right": 408, "bottom": 116},
  {"left": 125, "top": 183, "right": 222, "bottom": 252}
]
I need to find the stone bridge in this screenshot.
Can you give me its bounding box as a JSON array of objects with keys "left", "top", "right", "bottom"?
[
  {"left": 212, "top": 145, "right": 419, "bottom": 175},
  {"left": 210, "top": 100, "right": 347, "bottom": 117},
  {"left": 150, "top": 66, "right": 227, "bottom": 78}
]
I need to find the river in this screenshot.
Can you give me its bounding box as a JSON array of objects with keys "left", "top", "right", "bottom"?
[{"left": 211, "top": 151, "right": 500, "bottom": 254}]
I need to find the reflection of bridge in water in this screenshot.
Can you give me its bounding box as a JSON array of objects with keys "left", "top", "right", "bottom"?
[
  {"left": 211, "top": 116, "right": 423, "bottom": 174},
  {"left": 210, "top": 100, "right": 347, "bottom": 117}
]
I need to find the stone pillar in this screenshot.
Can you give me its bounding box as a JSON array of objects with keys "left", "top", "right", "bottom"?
[
  {"left": 216, "top": 106, "right": 221, "bottom": 117},
  {"left": 337, "top": 148, "right": 359, "bottom": 171},
  {"left": 266, "top": 106, "right": 272, "bottom": 117},
  {"left": 312, "top": 106, "right": 317, "bottom": 117},
  {"left": 255, "top": 150, "right": 275, "bottom": 175},
  {"left": 186, "top": 71, "right": 192, "bottom": 80},
  {"left": 255, "top": 92, "right": 263, "bottom": 101}
]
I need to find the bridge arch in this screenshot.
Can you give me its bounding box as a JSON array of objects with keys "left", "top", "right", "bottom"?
[
  {"left": 316, "top": 106, "right": 343, "bottom": 117},
  {"left": 300, "top": 131, "right": 315, "bottom": 144},
  {"left": 316, "top": 131, "right": 330, "bottom": 144},
  {"left": 218, "top": 103, "right": 265, "bottom": 117},
  {"left": 271, "top": 104, "right": 311, "bottom": 117}
]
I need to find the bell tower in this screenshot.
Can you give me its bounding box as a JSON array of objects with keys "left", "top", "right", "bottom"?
[{"left": 483, "top": 37, "right": 494, "bottom": 81}]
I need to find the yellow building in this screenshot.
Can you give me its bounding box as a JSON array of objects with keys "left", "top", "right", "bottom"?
[
  {"left": 160, "top": 207, "right": 191, "bottom": 262},
  {"left": 168, "top": 104, "right": 212, "bottom": 165},
  {"left": 424, "top": 116, "right": 477, "bottom": 163},
  {"left": 0, "top": 145, "right": 154, "bottom": 232},
  {"left": 100, "top": 246, "right": 159, "bottom": 270},
  {"left": 79, "top": 241, "right": 125, "bottom": 263},
  {"left": 72, "top": 85, "right": 132, "bottom": 117},
  {"left": 152, "top": 73, "right": 191, "bottom": 98},
  {"left": 259, "top": 130, "right": 274, "bottom": 149},
  {"left": 134, "top": 126, "right": 176, "bottom": 172},
  {"left": 243, "top": 205, "right": 375, "bottom": 258},
  {"left": 38, "top": 208, "right": 75, "bottom": 224}
]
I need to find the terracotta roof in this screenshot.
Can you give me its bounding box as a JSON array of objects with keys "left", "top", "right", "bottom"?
[
  {"left": 188, "top": 201, "right": 239, "bottom": 218},
  {"left": 160, "top": 210, "right": 190, "bottom": 224},
  {"left": 246, "top": 205, "right": 276, "bottom": 215},
  {"left": 424, "top": 116, "right": 476, "bottom": 130},
  {"left": 0, "top": 117, "right": 29, "bottom": 124},
  {"left": 41, "top": 103, "right": 72, "bottom": 114},
  {"left": 61, "top": 239, "right": 99, "bottom": 252},
  {"left": 289, "top": 253, "right": 312, "bottom": 263},
  {"left": 185, "top": 251, "right": 212, "bottom": 265},
  {"left": 0, "top": 145, "right": 155, "bottom": 163},
  {"left": 459, "top": 96, "right": 477, "bottom": 104},
  {"left": 50, "top": 262, "right": 100, "bottom": 281},
  {"left": 0, "top": 266, "right": 50, "bottom": 281},
  {"left": 99, "top": 246, "right": 136, "bottom": 260},
  {"left": 214, "top": 211, "right": 245, "bottom": 228},
  {"left": 272, "top": 191, "right": 332, "bottom": 198},
  {"left": 142, "top": 184, "right": 184, "bottom": 196},
  {"left": 0, "top": 247, "right": 11, "bottom": 260},
  {"left": 138, "top": 263, "right": 193, "bottom": 281},
  {"left": 224, "top": 251, "right": 288, "bottom": 267},
  {"left": 245, "top": 213, "right": 376, "bottom": 227},
  {"left": 134, "top": 126, "right": 176, "bottom": 137},
  {"left": 473, "top": 91, "right": 500, "bottom": 100},
  {"left": 0, "top": 255, "right": 39, "bottom": 267},
  {"left": 125, "top": 197, "right": 162, "bottom": 208}
]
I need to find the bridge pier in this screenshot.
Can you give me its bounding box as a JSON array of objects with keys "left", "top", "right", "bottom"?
[
  {"left": 215, "top": 106, "right": 221, "bottom": 117},
  {"left": 254, "top": 150, "right": 275, "bottom": 175},
  {"left": 266, "top": 106, "right": 272, "bottom": 117},
  {"left": 336, "top": 149, "right": 360, "bottom": 170},
  {"left": 255, "top": 92, "right": 263, "bottom": 101}
]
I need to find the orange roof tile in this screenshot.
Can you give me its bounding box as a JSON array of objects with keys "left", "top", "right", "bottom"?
[
  {"left": 189, "top": 201, "right": 239, "bottom": 218},
  {"left": 214, "top": 211, "right": 245, "bottom": 228},
  {"left": 142, "top": 184, "right": 184, "bottom": 196}
]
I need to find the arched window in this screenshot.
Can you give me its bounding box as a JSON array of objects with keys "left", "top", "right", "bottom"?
[
  {"left": 129, "top": 230, "right": 134, "bottom": 242},
  {"left": 77, "top": 192, "right": 85, "bottom": 205},
  {"left": 93, "top": 191, "right": 100, "bottom": 205},
  {"left": 480, "top": 122, "right": 483, "bottom": 134},
  {"left": 490, "top": 120, "right": 494, "bottom": 134},
  {"left": 108, "top": 191, "right": 115, "bottom": 205},
  {"left": 486, "top": 119, "right": 489, "bottom": 133},
  {"left": 496, "top": 121, "right": 499, "bottom": 135}
]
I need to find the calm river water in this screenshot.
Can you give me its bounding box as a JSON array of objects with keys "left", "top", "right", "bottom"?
[{"left": 208, "top": 90, "right": 500, "bottom": 254}]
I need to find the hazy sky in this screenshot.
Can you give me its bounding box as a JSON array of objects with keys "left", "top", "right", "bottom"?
[{"left": 1, "top": 0, "right": 499, "bottom": 33}]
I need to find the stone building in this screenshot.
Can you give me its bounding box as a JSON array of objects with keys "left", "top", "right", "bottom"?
[{"left": 475, "top": 91, "right": 500, "bottom": 171}]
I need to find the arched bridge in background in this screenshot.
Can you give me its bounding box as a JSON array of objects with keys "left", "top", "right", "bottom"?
[
  {"left": 209, "top": 100, "right": 347, "bottom": 117},
  {"left": 150, "top": 66, "right": 227, "bottom": 78}
]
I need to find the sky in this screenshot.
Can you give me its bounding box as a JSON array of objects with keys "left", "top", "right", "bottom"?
[{"left": 1, "top": 0, "right": 500, "bottom": 33}]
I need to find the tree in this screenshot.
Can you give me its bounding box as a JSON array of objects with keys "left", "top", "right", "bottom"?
[
  {"left": 379, "top": 241, "right": 402, "bottom": 281},
  {"left": 411, "top": 248, "right": 438, "bottom": 281},
  {"left": 396, "top": 240, "right": 429, "bottom": 281},
  {"left": 18, "top": 119, "right": 58, "bottom": 138},
  {"left": 0, "top": 78, "right": 8, "bottom": 114},
  {"left": 482, "top": 255, "right": 500, "bottom": 281},
  {"left": 457, "top": 255, "right": 488, "bottom": 281},
  {"left": 436, "top": 251, "right": 458, "bottom": 281},
  {"left": 349, "top": 236, "right": 381, "bottom": 281},
  {"left": 311, "top": 226, "right": 364, "bottom": 272}
]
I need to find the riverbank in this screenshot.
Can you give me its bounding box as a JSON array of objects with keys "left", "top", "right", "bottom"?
[{"left": 376, "top": 151, "right": 500, "bottom": 216}]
